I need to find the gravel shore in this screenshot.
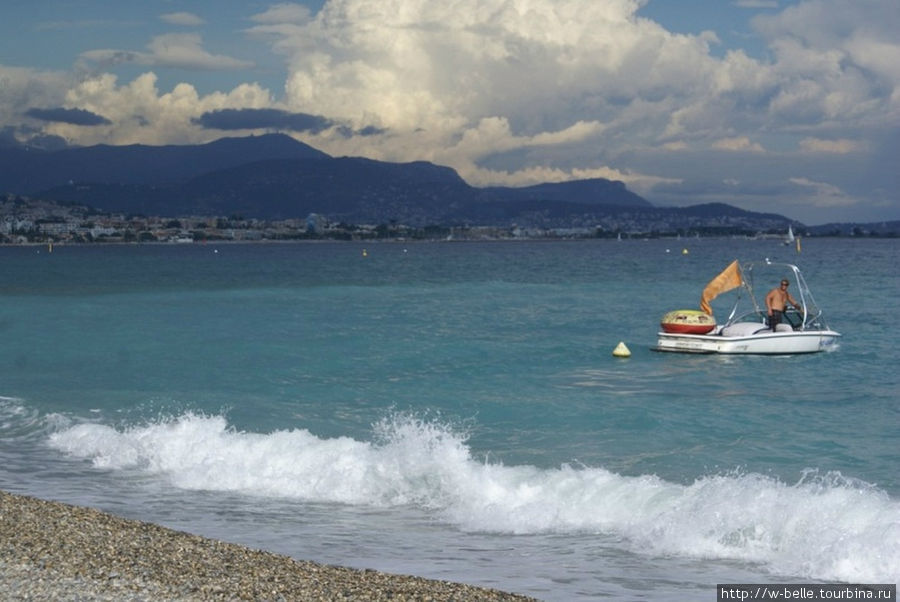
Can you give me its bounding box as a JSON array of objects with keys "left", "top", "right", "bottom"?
[{"left": 0, "top": 490, "right": 537, "bottom": 601}]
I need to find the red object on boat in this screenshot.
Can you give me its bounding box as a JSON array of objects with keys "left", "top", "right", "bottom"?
[{"left": 660, "top": 309, "right": 716, "bottom": 334}]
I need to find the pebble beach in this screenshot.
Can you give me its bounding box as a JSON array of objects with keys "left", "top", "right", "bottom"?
[{"left": 0, "top": 490, "right": 537, "bottom": 601}]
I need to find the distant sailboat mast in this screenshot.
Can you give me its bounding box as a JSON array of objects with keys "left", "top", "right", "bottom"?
[{"left": 783, "top": 225, "right": 795, "bottom": 245}]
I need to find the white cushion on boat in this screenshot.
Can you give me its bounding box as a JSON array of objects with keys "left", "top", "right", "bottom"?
[
  {"left": 721, "top": 322, "right": 768, "bottom": 337},
  {"left": 721, "top": 322, "right": 793, "bottom": 336}
]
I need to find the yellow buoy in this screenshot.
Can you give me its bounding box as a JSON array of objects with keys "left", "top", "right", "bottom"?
[
  {"left": 612, "top": 341, "right": 631, "bottom": 358},
  {"left": 362, "top": 249, "right": 368, "bottom": 257},
  {"left": 682, "top": 248, "right": 689, "bottom": 255}
]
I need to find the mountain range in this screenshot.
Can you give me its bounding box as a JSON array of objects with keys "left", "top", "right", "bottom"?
[{"left": 0, "top": 133, "right": 797, "bottom": 230}]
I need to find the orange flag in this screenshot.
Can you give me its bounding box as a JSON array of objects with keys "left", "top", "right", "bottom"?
[{"left": 700, "top": 260, "right": 742, "bottom": 316}]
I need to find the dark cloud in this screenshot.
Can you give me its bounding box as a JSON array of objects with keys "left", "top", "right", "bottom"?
[
  {"left": 357, "top": 125, "right": 386, "bottom": 137},
  {"left": 334, "top": 125, "right": 354, "bottom": 138},
  {"left": 25, "top": 107, "right": 111, "bottom": 126},
  {"left": 194, "top": 108, "right": 334, "bottom": 133},
  {"left": 333, "top": 124, "right": 386, "bottom": 138}
]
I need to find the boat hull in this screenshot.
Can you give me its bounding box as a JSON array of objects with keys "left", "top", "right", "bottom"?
[{"left": 656, "top": 329, "right": 841, "bottom": 354}]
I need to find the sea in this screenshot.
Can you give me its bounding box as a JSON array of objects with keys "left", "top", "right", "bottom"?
[{"left": 0, "top": 237, "right": 897, "bottom": 600}]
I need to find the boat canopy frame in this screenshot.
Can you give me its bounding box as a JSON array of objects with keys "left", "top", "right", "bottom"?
[{"left": 721, "top": 261, "right": 830, "bottom": 332}]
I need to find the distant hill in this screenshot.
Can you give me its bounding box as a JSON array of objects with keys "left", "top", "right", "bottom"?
[
  {"left": 482, "top": 179, "right": 648, "bottom": 207},
  {"left": 806, "top": 221, "right": 900, "bottom": 237},
  {"left": 33, "top": 156, "right": 477, "bottom": 222},
  {"left": 0, "top": 134, "right": 329, "bottom": 191},
  {"left": 0, "top": 134, "right": 801, "bottom": 230},
  {"left": 2, "top": 134, "right": 653, "bottom": 225},
  {"left": 169, "top": 156, "right": 477, "bottom": 222},
  {"left": 667, "top": 202, "right": 792, "bottom": 223}
]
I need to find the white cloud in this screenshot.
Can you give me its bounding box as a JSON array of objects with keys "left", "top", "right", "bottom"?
[
  {"left": 465, "top": 163, "right": 677, "bottom": 191},
  {"left": 753, "top": 0, "right": 900, "bottom": 124},
  {"left": 80, "top": 33, "right": 254, "bottom": 71},
  {"left": 38, "top": 72, "right": 273, "bottom": 146},
  {"left": 799, "top": 137, "right": 862, "bottom": 153},
  {"left": 712, "top": 137, "right": 765, "bottom": 153},
  {"left": 0, "top": 65, "right": 68, "bottom": 111},
  {"left": 250, "top": 0, "right": 748, "bottom": 184},
  {"left": 145, "top": 34, "right": 254, "bottom": 70},
  {"left": 661, "top": 141, "right": 688, "bottom": 151},
  {"left": 160, "top": 12, "right": 206, "bottom": 27},
  {"left": 250, "top": 3, "right": 312, "bottom": 25},
  {"left": 0, "top": 65, "right": 73, "bottom": 141},
  {"left": 788, "top": 176, "right": 857, "bottom": 208}
]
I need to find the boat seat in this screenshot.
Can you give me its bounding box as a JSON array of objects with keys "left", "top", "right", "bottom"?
[
  {"left": 721, "top": 322, "right": 792, "bottom": 336},
  {"left": 721, "top": 322, "right": 765, "bottom": 337}
]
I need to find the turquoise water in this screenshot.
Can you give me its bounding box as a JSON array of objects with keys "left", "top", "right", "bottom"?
[{"left": 1, "top": 239, "right": 897, "bottom": 599}]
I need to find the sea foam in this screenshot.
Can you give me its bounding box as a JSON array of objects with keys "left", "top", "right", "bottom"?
[{"left": 47, "top": 411, "right": 900, "bottom": 584}]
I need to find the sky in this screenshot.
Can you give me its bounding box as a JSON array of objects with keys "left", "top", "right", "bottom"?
[{"left": 1, "top": 1, "right": 898, "bottom": 225}]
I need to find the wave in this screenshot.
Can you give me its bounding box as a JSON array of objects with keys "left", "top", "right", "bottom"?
[
  {"left": 0, "top": 396, "right": 57, "bottom": 438},
  {"left": 46, "top": 411, "right": 899, "bottom": 584}
]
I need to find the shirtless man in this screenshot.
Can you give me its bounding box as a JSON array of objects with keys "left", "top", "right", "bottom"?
[{"left": 765, "top": 279, "right": 802, "bottom": 331}]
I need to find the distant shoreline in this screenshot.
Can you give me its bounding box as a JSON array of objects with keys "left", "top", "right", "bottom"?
[
  {"left": 0, "top": 489, "right": 536, "bottom": 601},
  {"left": 2, "top": 232, "right": 898, "bottom": 249},
  {"left": 4, "top": 195, "right": 898, "bottom": 245}
]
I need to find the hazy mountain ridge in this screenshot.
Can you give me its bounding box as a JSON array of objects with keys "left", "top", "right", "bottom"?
[
  {"left": 805, "top": 221, "right": 900, "bottom": 236},
  {"left": 0, "top": 134, "right": 329, "bottom": 190},
  {"left": 0, "top": 134, "right": 820, "bottom": 231}
]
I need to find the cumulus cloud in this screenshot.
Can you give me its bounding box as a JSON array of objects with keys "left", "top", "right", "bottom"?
[
  {"left": 273, "top": 0, "right": 698, "bottom": 135},
  {"left": 0, "top": 65, "right": 75, "bottom": 144},
  {"left": 244, "top": 0, "right": 742, "bottom": 188},
  {"left": 80, "top": 33, "right": 253, "bottom": 71},
  {"left": 1, "top": 0, "right": 896, "bottom": 222},
  {"left": 160, "top": 12, "right": 206, "bottom": 27},
  {"left": 752, "top": 0, "right": 900, "bottom": 122},
  {"left": 243, "top": 0, "right": 900, "bottom": 221},
  {"left": 25, "top": 107, "right": 111, "bottom": 126},
  {"left": 34, "top": 72, "right": 274, "bottom": 146}
]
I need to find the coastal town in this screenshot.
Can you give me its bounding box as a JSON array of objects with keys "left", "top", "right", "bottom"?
[
  {"left": 0, "top": 194, "right": 755, "bottom": 244},
  {"left": 1, "top": 194, "right": 332, "bottom": 245},
  {"left": 0, "top": 194, "right": 572, "bottom": 243},
  {"left": 1, "top": 193, "right": 895, "bottom": 245}
]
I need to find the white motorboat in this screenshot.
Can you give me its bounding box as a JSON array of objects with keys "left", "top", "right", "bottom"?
[{"left": 656, "top": 260, "right": 841, "bottom": 354}]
